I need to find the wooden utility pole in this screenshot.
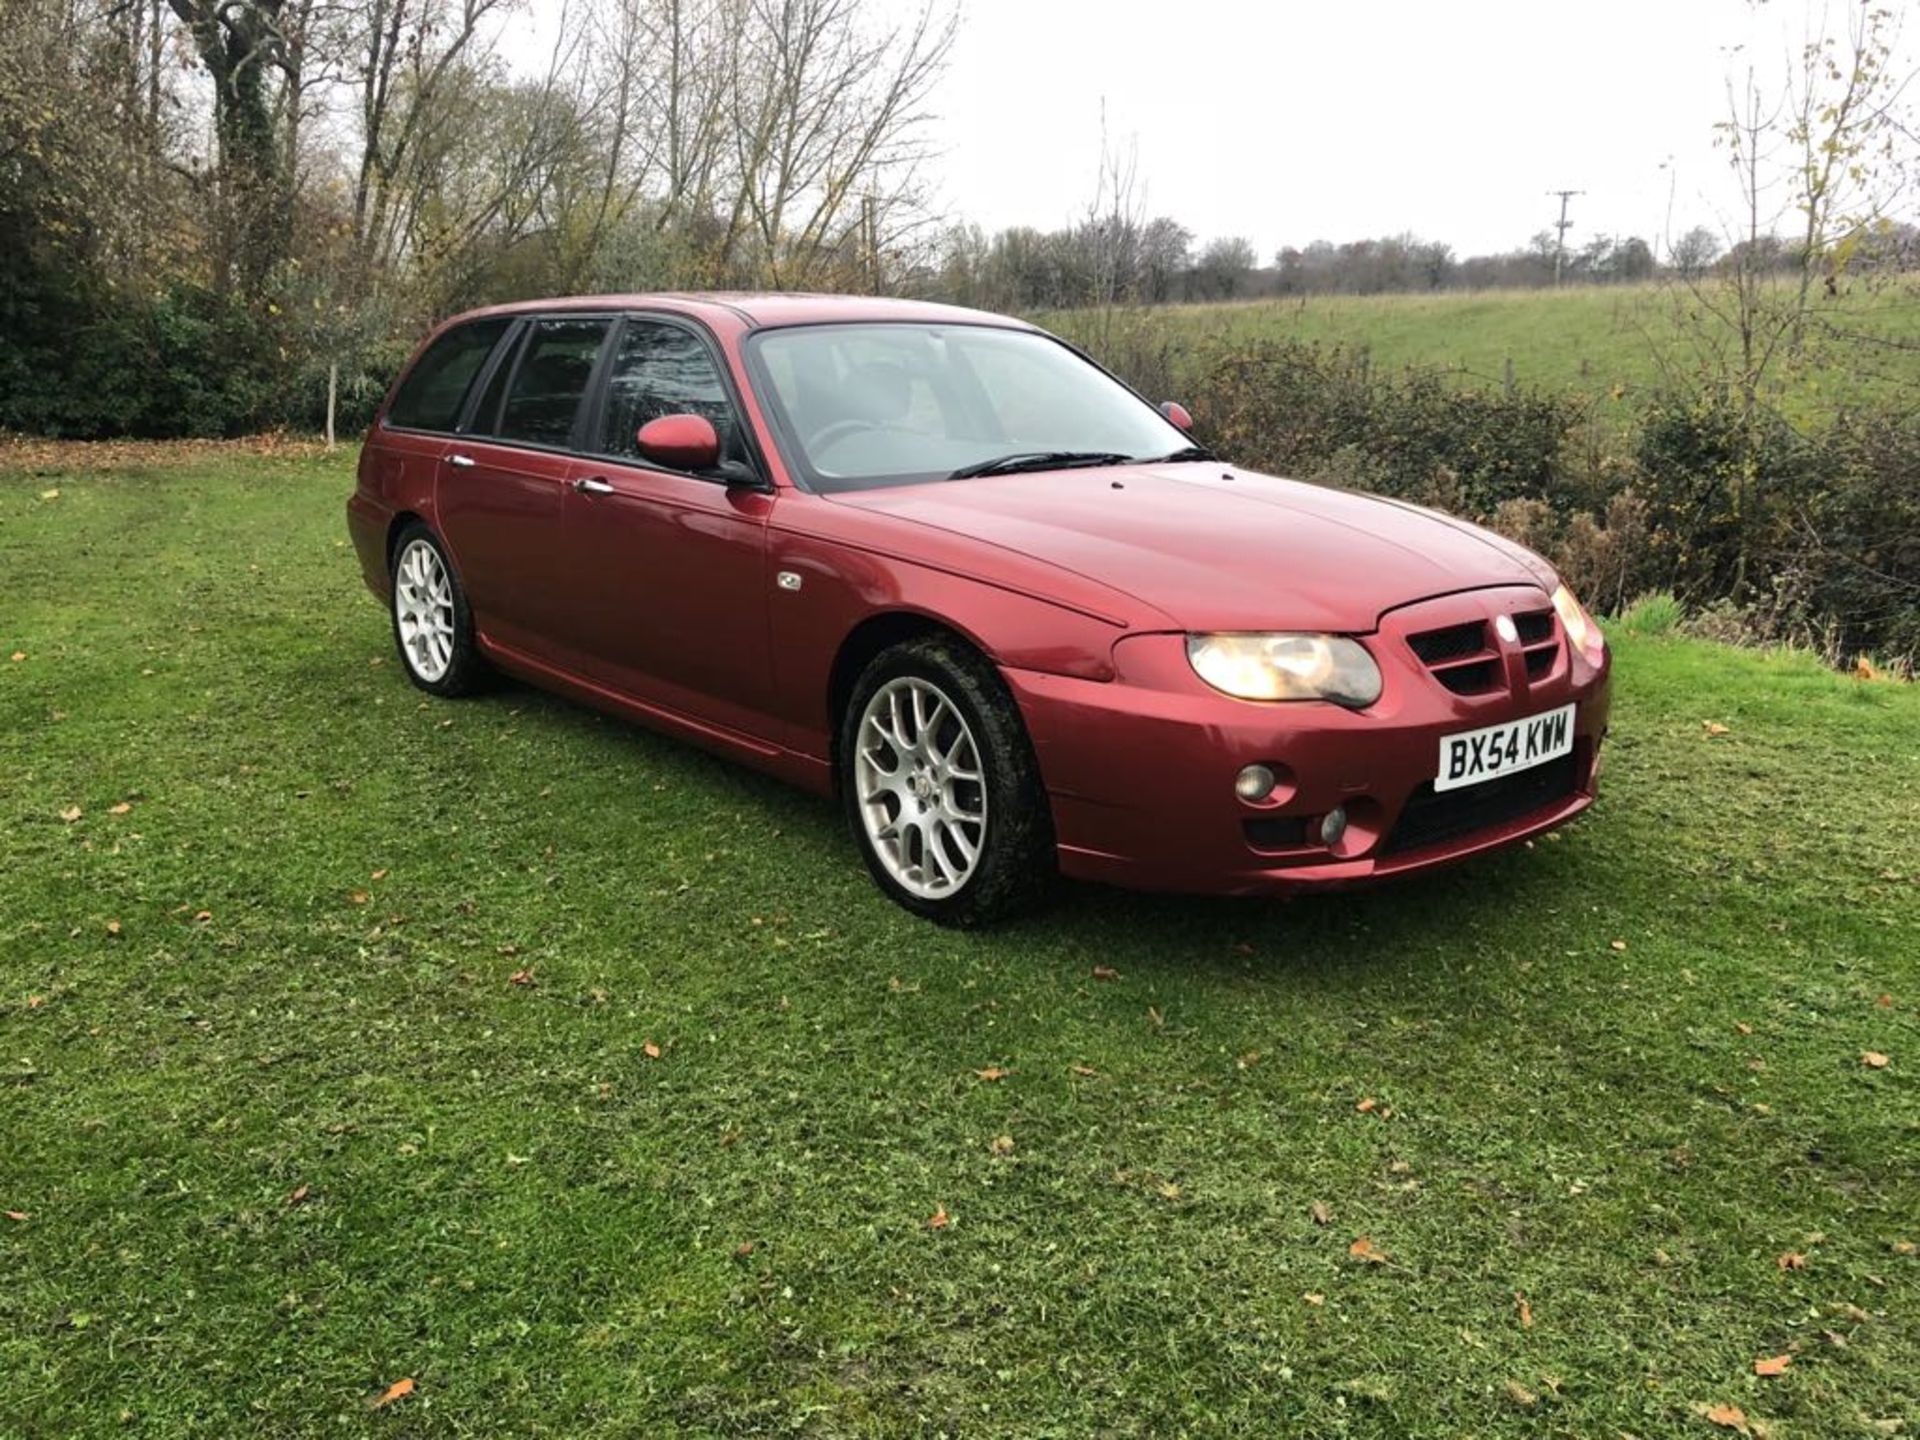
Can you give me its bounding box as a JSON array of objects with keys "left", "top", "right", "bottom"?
[{"left": 1547, "top": 189, "right": 1583, "bottom": 285}]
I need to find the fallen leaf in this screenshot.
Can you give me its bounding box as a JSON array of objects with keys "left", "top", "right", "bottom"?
[
  {"left": 507, "top": 969, "right": 534, "bottom": 986},
  {"left": 1777, "top": 1251, "right": 1807, "bottom": 1270},
  {"left": 192, "top": 910, "right": 212, "bottom": 923},
  {"left": 733, "top": 1241, "right": 754, "bottom": 1258},
  {"left": 349, "top": 890, "right": 370, "bottom": 906},
  {"left": 642, "top": 1040, "right": 661, "bottom": 1059},
  {"left": 1355, "top": 1096, "right": 1378, "bottom": 1113},
  {"left": 989, "top": 1135, "right": 1014, "bottom": 1156},
  {"left": 1155, "top": 1179, "right": 1182, "bottom": 1200},
  {"left": 1349, "top": 1236, "right": 1387, "bottom": 1264},
  {"left": 1862, "top": 1051, "right": 1890, "bottom": 1069},
  {"left": 108, "top": 802, "right": 132, "bottom": 816},
  {"left": 973, "top": 1066, "right": 1010, "bottom": 1082},
  {"left": 1091, "top": 965, "right": 1120, "bottom": 981},
  {"left": 1070, "top": 1064, "right": 1099, "bottom": 1077},
  {"left": 1504, "top": 1378, "right": 1538, "bottom": 1407},
  {"left": 8, "top": 652, "right": 23, "bottom": 662},
  {"left": 1310, "top": 1201, "right": 1332, "bottom": 1226},
  {"left": 26, "top": 995, "right": 45, "bottom": 1009},
  {"left": 369, "top": 1378, "right": 415, "bottom": 1410},
  {"left": 1892, "top": 1240, "right": 1915, "bottom": 1256},
  {"left": 1701, "top": 1402, "right": 1749, "bottom": 1433},
  {"left": 370, "top": 868, "right": 389, "bottom": 881},
  {"left": 1855, "top": 656, "right": 1879, "bottom": 681},
  {"left": 1735, "top": 1021, "right": 1753, "bottom": 1035},
  {"left": 286, "top": 1184, "right": 311, "bottom": 1207},
  {"left": 1877, "top": 994, "right": 1894, "bottom": 1007},
  {"left": 1303, "top": 1292, "right": 1324, "bottom": 1306},
  {"left": 1146, "top": 1006, "right": 1164, "bottom": 1028},
  {"left": 1753, "top": 1354, "right": 1790, "bottom": 1377},
  {"left": 928, "top": 1206, "right": 950, "bottom": 1230},
  {"left": 1703, "top": 721, "right": 1731, "bottom": 737},
  {"left": 1516, "top": 1293, "right": 1533, "bottom": 1328},
  {"left": 105, "top": 920, "right": 121, "bottom": 937},
  {"left": 4, "top": 1211, "right": 27, "bottom": 1222},
  {"left": 59, "top": 806, "right": 82, "bottom": 823},
  {"left": 40, "top": 488, "right": 59, "bottom": 500},
  {"left": 1610, "top": 939, "right": 1628, "bottom": 952}
]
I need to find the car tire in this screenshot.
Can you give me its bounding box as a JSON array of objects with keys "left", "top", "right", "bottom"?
[
  {"left": 840, "top": 635, "right": 1055, "bottom": 926},
  {"left": 389, "top": 522, "right": 486, "bottom": 697}
]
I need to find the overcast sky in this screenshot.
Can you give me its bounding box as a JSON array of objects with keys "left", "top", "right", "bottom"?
[{"left": 883, "top": 0, "right": 1887, "bottom": 259}]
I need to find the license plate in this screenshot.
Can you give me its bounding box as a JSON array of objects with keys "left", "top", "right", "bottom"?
[{"left": 1435, "top": 704, "right": 1574, "bottom": 792}]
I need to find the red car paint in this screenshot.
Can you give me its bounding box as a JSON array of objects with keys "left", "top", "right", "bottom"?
[{"left": 348, "top": 293, "right": 1609, "bottom": 895}]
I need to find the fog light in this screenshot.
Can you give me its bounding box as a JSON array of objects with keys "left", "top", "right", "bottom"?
[
  {"left": 1234, "top": 764, "right": 1277, "bottom": 802},
  {"left": 1320, "top": 806, "right": 1349, "bottom": 847}
]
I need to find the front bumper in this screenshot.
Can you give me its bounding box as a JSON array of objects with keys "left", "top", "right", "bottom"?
[{"left": 1008, "top": 589, "right": 1612, "bottom": 896}]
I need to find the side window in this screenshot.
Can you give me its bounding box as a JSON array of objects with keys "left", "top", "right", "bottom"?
[
  {"left": 386, "top": 317, "right": 512, "bottom": 432},
  {"left": 495, "top": 318, "right": 611, "bottom": 448},
  {"left": 599, "top": 321, "right": 739, "bottom": 463}
]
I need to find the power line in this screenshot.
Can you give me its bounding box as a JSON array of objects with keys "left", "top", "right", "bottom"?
[{"left": 1546, "top": 189, "right": 1584, "bottom": 285}]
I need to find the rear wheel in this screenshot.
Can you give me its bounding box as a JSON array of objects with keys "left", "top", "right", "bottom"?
[
  {"left": 840, "top": 636, "right": 1054, "bottom": 926},
  {"left": 390, "top": 523, "right": 485, "bottom": 696}
]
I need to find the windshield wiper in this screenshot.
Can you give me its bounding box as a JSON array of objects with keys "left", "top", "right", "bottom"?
[
  {"left": 1143, "top": 444, "right": 1217, "bottom": 463},
  {"left": 946, "top": 450, "right": 1134, "bottom": 480}
]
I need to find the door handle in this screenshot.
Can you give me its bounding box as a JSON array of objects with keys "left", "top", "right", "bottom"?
[
  {"left": 447, "top": 452, "right": 476, "bottom": 469},
  {"left": 572, "top": 476, "right": 615, "bottom": 496}
]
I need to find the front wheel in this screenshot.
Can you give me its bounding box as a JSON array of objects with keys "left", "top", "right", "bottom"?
[{"left": 840, "top": 636, "right": 1055, "bottom": 926}]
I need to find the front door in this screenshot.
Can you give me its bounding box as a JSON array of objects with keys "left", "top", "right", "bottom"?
[{"left": 559, "top": 317, "right": 775, "bottom": 736}]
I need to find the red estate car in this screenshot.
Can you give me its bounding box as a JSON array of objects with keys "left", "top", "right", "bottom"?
[{"left": 347, "top": 293, "right": 1610, "bottom": 924}]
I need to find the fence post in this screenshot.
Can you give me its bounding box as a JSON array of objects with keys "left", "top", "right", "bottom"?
[{"left": 326, "top": 362, "right": 338, "bottom": 452}]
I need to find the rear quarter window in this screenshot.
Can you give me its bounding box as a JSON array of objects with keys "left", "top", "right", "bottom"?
[{"left": 387, "top": 318, "right": 513, "bottom": 432}]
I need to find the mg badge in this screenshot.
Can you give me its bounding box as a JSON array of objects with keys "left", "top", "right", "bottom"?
[
  {"left": 776, "top": 571, "right": 803, "bottom": 592},
  {"left": 1494, "top": 614, "right": 1519, "bottom": 644}
]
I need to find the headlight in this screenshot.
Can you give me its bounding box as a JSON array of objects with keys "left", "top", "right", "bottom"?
[
  {"left": 1551, "top": 584, "right": 1605, "bottom": 660},
  {"left": 1186, "top": 633, "right": 1382, "bottom": 706}
]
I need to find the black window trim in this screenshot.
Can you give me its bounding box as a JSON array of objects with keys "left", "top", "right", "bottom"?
[
  {"left": 576, "top": 309, "right": 772, "bottom": 492},
  {"left": 380, "top": 314, "right": 520, "bottom": 439},
  {"left": 454, "top": 317, "right": 528, "bottom": 436}
]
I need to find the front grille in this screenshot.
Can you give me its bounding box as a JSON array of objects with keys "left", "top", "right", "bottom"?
[
  {"left": 1514, "top": 610, "right": 1554, "bottom": 644},
  {"left": 1407, "top": 607, "right": 1561, "bottom": 696},
  {"left": 1406, "top": 619, "right": 1500, "bottom": 696},
  {"left": 1407, "top": 620, "right": 1485, "bottom": 665},
  {"left": 1383, "top": 753, "right": 1577, "bottom": 856}
]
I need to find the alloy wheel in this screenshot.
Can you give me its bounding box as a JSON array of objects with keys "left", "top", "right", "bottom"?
[{"left": 854, "top": 676, "right": 988, "bottom": 898}]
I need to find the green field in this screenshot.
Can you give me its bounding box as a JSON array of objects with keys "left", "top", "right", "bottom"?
[
  {"left": 3, "top": 448, "right": 1918, "bottom": 1437},
  {"left": 1048, "top": 278, "right": 1920, "bottom": 422}
]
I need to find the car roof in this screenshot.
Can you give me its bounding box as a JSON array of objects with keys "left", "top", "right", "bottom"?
[{"left": 445, "top": 292, "right": 1036, "bottom": 334}]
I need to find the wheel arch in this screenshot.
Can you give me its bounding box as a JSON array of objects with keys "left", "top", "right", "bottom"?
[
  {"left": 826, "top": 611, "right": 999, "bottom": 779},
  {"left": 386, "top": 511, "right": 429, "bottom": 569}
]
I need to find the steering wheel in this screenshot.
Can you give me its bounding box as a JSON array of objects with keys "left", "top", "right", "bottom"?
[{"left": 806, "top": 418, "right": 881, "bottom": 454}]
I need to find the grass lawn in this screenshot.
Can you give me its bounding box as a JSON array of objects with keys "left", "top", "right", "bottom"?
[{"left": 3, "top": 446, "right": 1917, "bottom": 1438}]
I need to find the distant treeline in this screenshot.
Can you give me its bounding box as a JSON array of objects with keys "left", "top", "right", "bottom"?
[{"left": 921, "top": 219, "right": 1920, "bottom": 312}]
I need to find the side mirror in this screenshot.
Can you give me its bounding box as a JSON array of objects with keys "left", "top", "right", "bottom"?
[
  {"left": 636, "top": 413, "right": 720, "bottom": 471},
  {"left": 1158, "top": 401, "right": 1194, "bottom": 432}
]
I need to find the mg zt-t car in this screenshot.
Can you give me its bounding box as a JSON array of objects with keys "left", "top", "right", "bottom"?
[{"left": 347, "top": 294, "right": 1610, "bottom": 924}]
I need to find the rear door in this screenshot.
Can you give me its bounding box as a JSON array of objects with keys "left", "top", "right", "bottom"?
[
  {"left": 436, "top": 315, "right": 614, "bottom": 655},
  {"left": 559, "top": 314, "right": 776, "bottom": 733}
]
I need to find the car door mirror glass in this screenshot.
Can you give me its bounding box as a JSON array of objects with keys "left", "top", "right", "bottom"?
[
  {"left": 636, "top": 413, "right": 721, "bottom": 471},
  {"left": 1158, "top": 400, "right": 1194, "bottom": 432}
]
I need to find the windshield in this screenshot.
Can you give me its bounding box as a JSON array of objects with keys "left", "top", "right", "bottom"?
[{"left": 746, "top": 323, "right": 1191, "bottom": 492}]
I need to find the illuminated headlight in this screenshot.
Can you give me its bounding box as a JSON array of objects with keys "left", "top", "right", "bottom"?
[
  {"left": 1551, "top": 583, "right": 1605, "bottom": 660},
  {"left": 1186, "top": 633, "right": 1382, "bottom": 707}
]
